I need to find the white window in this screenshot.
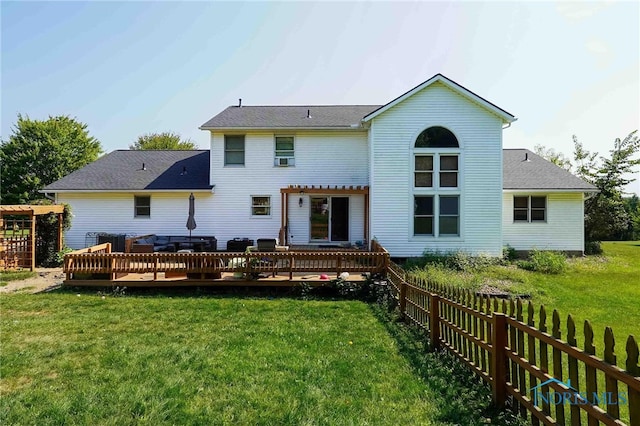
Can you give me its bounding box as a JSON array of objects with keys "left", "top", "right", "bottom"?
[
  {"left": 251, "top": 196, "right": 271, "bottom": 216},
  {"left": 413, "top": 126, "right": 461, "bottom": 237},
  {"left": 414, "top": 154, "right": 458, "bottom": 188},
  {"left": 134, "top": 195, "right": 150, "bottom": 218},
  {"left": 225, "top": 135, "right": 245, "bottom": 166},
  {"left": 275, "top": 136, "right": 295, "bottom": 166},
  {"left": 414, "top": 195, "right": 459, "bottom": 236},
  {"left": 514, "top": 196, "right": 546, "bottom": 222}
]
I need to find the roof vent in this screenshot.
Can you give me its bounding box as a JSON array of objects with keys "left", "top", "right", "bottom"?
[
  {"left": 238, "top": 98, "right": 242, "bottom": 108},
  {"left": 141, "top": 163, "right": 146, "bottom": 171},
  {"left": 181, "top": 166, "right": 187, "bottom": 176},
  {"left": 306, "top": 109, "right": 311, "bottom": 119},
  {"left": 524, "top": 152, "right": 530, "bottom": 162}
]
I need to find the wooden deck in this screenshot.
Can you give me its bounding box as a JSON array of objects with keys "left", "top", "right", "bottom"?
[
  {"left": 63, "top": 242, "right": 389, "bottom": 287},
  {"left": 68, "top": 271, "right": 368, "bottom": 287}
]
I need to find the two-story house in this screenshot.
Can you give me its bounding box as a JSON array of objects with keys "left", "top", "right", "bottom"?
[{"left": 43, "top": 74, "right": 596, "bottom": 256}]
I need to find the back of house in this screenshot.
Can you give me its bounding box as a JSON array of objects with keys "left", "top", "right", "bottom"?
[{"left": 43, "top": 74, "right": 596, "bottom": 256}]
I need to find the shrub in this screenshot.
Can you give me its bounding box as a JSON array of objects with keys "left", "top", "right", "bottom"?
[
  {"left": 518, "top": 250, "right": 567, "bottom": 274},
  {"left": 503, "top": 245, "right": 518, "bottom": 262},
  {"left": 407, "top": 250, "right": 501, "bottom": 273},
  {"left": 585, "top": 240, "right": 603, "bottom": 255}
]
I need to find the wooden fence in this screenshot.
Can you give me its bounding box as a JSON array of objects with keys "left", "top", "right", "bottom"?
[
  {"left": 1, "top": 218, "right": 32, "bottom": 270},
  {"left": 386, "top": 261, "right": 640, "bottom": 426}
]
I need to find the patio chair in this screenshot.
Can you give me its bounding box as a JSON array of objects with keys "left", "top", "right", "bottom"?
[{"left": 256, "top": 238, "right": 278, "bottom": 277}]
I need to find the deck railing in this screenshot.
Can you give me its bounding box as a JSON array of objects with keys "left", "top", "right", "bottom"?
[{"left": 64, "top": 249, "right": 388, "bottom": 282}]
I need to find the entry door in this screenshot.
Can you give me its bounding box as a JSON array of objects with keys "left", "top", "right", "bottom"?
[
  {"left": 330, "top": 197, "right": 349, "bottom": 241},
  {"left": 309, "top": 196, "right": 349, "bottom": 242}
]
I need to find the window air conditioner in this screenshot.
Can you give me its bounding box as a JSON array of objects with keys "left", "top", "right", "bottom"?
[{"left": 275, "top": 157, "right": 294, "bottom": 167}]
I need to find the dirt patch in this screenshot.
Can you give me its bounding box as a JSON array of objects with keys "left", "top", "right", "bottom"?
[{"left": 0, "top": 268, "right": 64, "bottom": 294}]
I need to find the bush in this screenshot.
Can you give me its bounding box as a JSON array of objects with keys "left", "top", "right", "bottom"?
[
  {"left": 407, "top": 250, "right": 501, "bottom": 272},
  {"left": 41, "top": 246, "right": 73, "bottom": 268},
  {"left": 503, "top": 245, "right": 518, "bottom": 262},
  {"left": 585, "top": 240, "right": 603, "bottom": 255},
  {"left": 518, "top": 250, "right": 567, "bottom": 274}
]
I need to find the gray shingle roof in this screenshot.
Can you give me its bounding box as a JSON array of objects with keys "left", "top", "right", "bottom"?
[
  {"left": 44, "top": 148, "right": 596, "bottom": 193},
  {"left": 42, "top": 150, "right": 212, "bottom": 191},
  {"left": 200, "top": 105, "right": 381, "bottom": 129},
  {"left": 503, "top": 149, "right": 596, "bottom": 191}
]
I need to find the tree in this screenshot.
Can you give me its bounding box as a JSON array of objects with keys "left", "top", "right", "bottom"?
[
  {"left": 0, "top": 114, "right": 102, "bottom": 204},
  {"left": 621, "top": 195, "right": 640, "bottom": 240},
  {"left": 535, "top": 131, "right": 640, "bottom": 248},
  {"left": 129, "top": 132, "right": 197, "bottom": 150},
  {"left": 534, "top": 144, "right": 572, "bottom": 171},
  {"left": 573, "top": 131, "right": 640, "bottom": 245}
]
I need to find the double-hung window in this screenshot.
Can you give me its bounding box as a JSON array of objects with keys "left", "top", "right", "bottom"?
[
  {"left": 413, "top": 195, "right": 460, "bottom": 236},
  {"left": 514, "top": 196, "right": 546, "bottom": 222},
  {"left": 413, "top": 126, "right": 461, "bottom": 237},
  {"left": 275, "top": 136, "right": 295, "bottom": 166},
  {"left": 225, "top": 135, "right": 245, "bottom": 166},
  {"left": 134, "top": 195, "right": 151, "bottom": 218},
  {"left": 251, "top": 196, "right": 271, "bottom": 216}
]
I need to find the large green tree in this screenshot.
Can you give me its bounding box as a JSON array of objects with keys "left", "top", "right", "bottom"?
[
  {"left": 534, "top": 131, "right": 639, "bottom": 247},
  {"left": 129, "top": 132, "right": 197, "bottom": 150},
  {"left": 0, "top": 115, "right": 102, "bottom": 204},
  {"left": 573, "top": 130, "right": 640, "bottom": 245}
]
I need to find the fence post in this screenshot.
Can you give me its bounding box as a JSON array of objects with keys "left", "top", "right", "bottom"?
[
  {"left": 429, "top": 293, "right": 440, "bottom": 350},
  {"left": 492, "top": 312, "right": 508, "bottom": 407},
  {"left": 627, "top": 335, "right": 640, "bottom": 426},
  {"left": 399, "top": 280, "right": 407, "bottom": 321}
]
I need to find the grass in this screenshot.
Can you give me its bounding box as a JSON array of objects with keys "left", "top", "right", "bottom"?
[
  {"left": 406, "top": 241, "right": 640, "bottom": 356},
  {"left": 0, "top": 290, "right": 523, "bottom": 425},
  {"left": 0, "top": 270, "right": 37, "bottom": 287}
]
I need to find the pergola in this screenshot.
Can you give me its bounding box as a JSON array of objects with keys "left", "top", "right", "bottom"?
[
  {"left": 279, "top": 185, "right": 369, "bottom": 246},
  {"left": 0, "top": 204, "right": 65, "bottom": 270}
]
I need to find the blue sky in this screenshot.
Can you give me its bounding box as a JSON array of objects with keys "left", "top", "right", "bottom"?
[{"left": 2, "top": 1, "right": 639, "bottom": 193}]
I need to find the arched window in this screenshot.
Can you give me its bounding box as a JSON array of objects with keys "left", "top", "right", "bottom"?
[
  {"left": 415, "top": 126, "right": 459, "bottom": 148},
  {"left": 413, "top": 126, "right": 460, "bottom": 237}
]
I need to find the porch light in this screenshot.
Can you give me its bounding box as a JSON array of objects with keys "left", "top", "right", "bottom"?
[{"left": 299, "top": 197, "right": 303, "bottom": 207}]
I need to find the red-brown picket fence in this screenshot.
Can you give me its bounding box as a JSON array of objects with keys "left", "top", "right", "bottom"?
[{"left": 386, "top": 261, "right": 640, "bottom": 426}]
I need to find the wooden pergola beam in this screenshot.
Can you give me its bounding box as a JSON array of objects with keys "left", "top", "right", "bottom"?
[
  {"left": 280, "top": 185, "right": 369, "bottom": 195},
  {"left": 0, "top": 204, "right": 65, "bottom": 217},
  {"left": 279, "top": 185, "right": 370, "bottom": 245}
]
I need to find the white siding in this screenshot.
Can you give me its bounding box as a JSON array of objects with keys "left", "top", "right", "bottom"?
[
  {"left": 370, "top": 81, "right": 504, "bottom": 257},
  {"left": 502, "top": 192, "right": 585, "bottom": 252},
  {"left": 57, "top": 192, "right": 215, "bottom": 249},
  {"left": 210, "top": 131, "right": 369, "bottom": 248}
]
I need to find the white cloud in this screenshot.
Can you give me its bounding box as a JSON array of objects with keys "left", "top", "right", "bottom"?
[
  {"left": 585, "top": 38, "right": 614, "bottom": 68},
  {"left": 555, "top": 1, "right": 613, "bottom": 21}
]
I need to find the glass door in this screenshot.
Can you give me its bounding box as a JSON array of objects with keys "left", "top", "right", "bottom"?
[{"left": 310, "top": 197, "right": 329, "bottom": 241}]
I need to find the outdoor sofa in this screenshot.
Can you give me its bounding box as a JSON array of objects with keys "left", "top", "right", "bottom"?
[{"left": 128, "top": 234, "right": 217, "bottom": 253}]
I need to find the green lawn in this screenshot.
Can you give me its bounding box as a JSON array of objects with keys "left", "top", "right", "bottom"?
[
  {"left": 0, "top": 270, "right": 36, "bottom": 287},
  {"left": 0, "top": 292, "right": 522, "bottom": 425},
  {"left": 408, "top": 241, "right": 640, "bottom": 356}
]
